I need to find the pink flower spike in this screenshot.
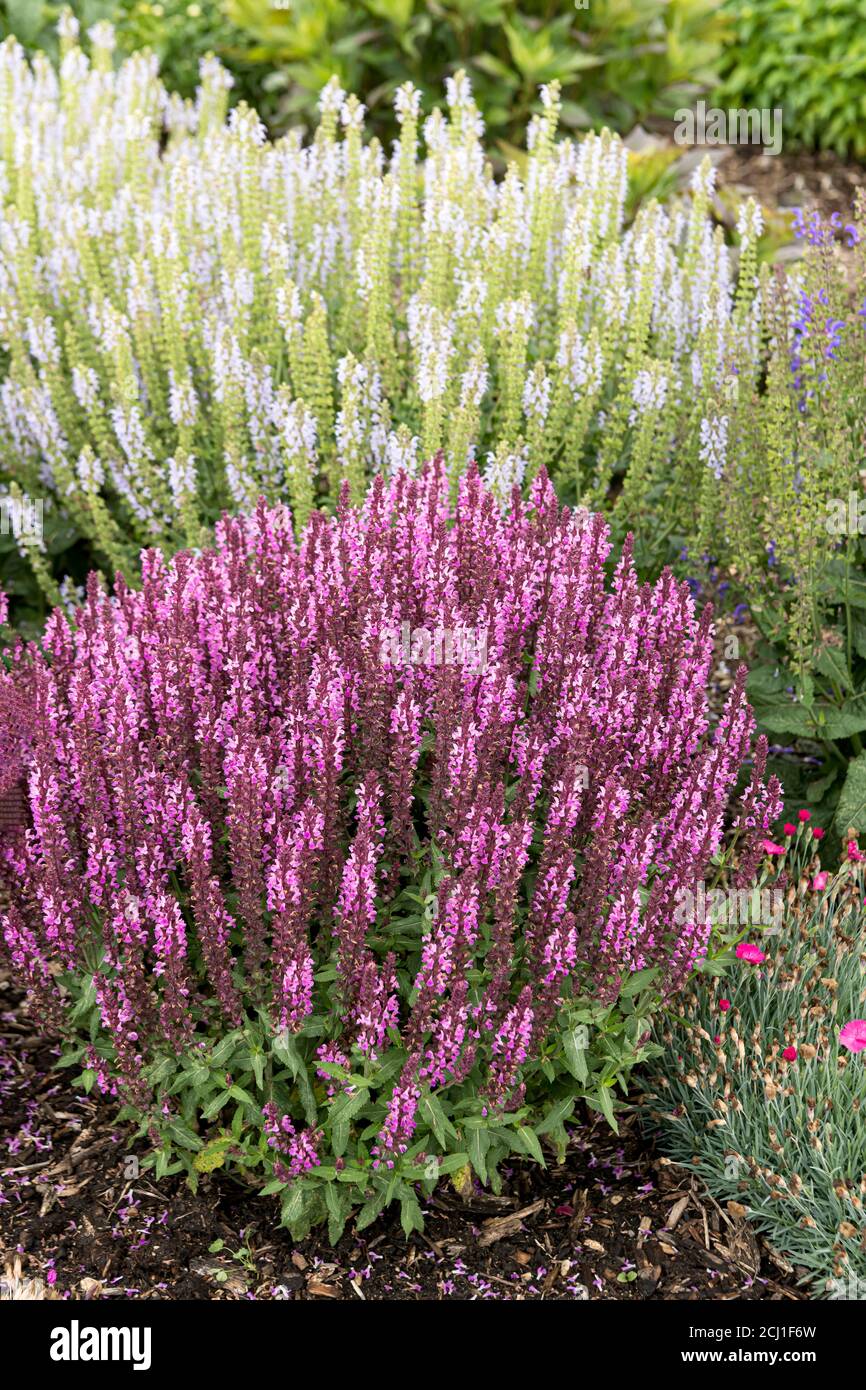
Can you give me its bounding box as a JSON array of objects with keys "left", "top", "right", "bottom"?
[
  {"left": 736, "top": 942, "right": 765, "bottom": 964},
  {"left": 782, "top": 1046, "right": 797, "bottom": 1062},
  {"left": 812, "top": 872, "right": 829, "bottom": 891},
  {"left": 839, "top": 1020, "right": 866, "bottom": 1053},
  {"left": 760, "top": 840, "right": 785, "bottom": 855},
  {"left": 798, "top": 809, "right": 811, "bottom": 822},
  {"left": 719, "top": 999, "right": 731, "bottom": 1012}
]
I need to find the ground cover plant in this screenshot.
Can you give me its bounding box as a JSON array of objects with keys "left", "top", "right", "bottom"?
[
  {"left": 0, "top": 461, "right": 782, "bottom": 1239},
  {"left": 648, "top": 817, "right": 866, "bottom": 1296}
]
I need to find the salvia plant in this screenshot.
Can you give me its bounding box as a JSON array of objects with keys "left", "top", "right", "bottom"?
[
  {"left": 648, "top": 818, "right": 866, "bottom": 1295},
  {"left": 0, "top": 462, "right": 781, "bottom": 1239},
  {"left": 4, "top": 18, "right": 866, "bottom": 822},
  {"left": 714, "top": 201, "right": 866, "bottom": 832},
  {"left": 0, "top": 18, "right": 762, "bottom": 602}
]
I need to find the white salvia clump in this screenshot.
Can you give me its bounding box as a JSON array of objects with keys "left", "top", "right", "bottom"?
[
  {"left": 394, "top": 83, "right": 421, "bottom": 123},
  {"left": 385, "top": 429, "right": 420, "bottom": 477},
  {"left": 631, "top": 367, "right": 668, "bottom": 416},
  {"left": 459, "top": 355, "right": 488, "bottom": 408},
  {"left": 76, "top": 447, "right": 105, "bottom": 493},
  {"left": 523, "top": 367, "right": 551, "bottom": 428},
  {"left": 318, "top": 76, "right": 345, "bottom": 118},
  {"left": 0, "top": 34, "right": 765, "bottom": 590},
  {"left": 71, "top": 366, "right": 100, "bottom": 413},
  {"left": 168, "top": 453, "right": 197, "bottom": 506},
  {"left": 168, "top": 371, "right": 198, "bottom": 429},
  {"left": 736, "top": 198, "right": 764, "bottom": 246},
  {"left": 699, "top": 414, "right": 729, "bottom": 479},
  {"left": 557, "top": 326, "right": 602, "bottom": 397},
  {"left": 484, "top": 443, "right": 527, "bottom": 505}
]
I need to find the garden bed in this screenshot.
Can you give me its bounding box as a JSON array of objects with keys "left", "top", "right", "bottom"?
[{"left": 1, "top": 976, "right": 803, "bottom": 1304}]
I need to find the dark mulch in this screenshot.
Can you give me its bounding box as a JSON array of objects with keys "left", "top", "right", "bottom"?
[
  {"left": 717, "top": 144, "right": 865, "bottom": 222},
  {"left": 0, "top": 973, "right": 806, "bottom": 1303}
]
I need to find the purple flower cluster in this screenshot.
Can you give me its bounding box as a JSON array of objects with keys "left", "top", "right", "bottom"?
[{"left": 0, "top": 460, "right": 779, "bottom": 1164}]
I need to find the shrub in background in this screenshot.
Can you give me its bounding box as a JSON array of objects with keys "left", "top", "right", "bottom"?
[
  {"left": 223, "top": 0, "right": 729, "bottom": 144},
  {"left": 717, "top": 0, "right": 866, "bottom": 160},
  {"left": 647, "top": 822, "right": 866, "bottom": 1295},
  {"left": 0, "top": 463, "right": 780, "bottom": 1237},
  {"left": 0, "top": 1, "right": 254, "bottom": 99},
  {"left": 1, "top": 0, "right": 729, "bottom": 143}
]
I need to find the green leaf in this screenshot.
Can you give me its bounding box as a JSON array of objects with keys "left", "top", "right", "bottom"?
[
  {"left": 515, "top": 1125, "right": 545, "bottom": 1166},
  {"left": 535, "top": 1095, "right": 575, "bottom": 1135},
  {"left": 834, "top": 752, "right": 866, "bottom": 835},
  {"left": 619, "top": 966, "right": 659, "bottom": 997},
  {"left": 594, "top": 1083, "right": 619, "bottom": 1135},
  {"left": 468, "top": 1125, "right": 490, "bottom": 1183},
  {"left": 563, "top": 1026, "right": 589, "bottom": 1083},
  {"left": 435, "top": 1151, "right": 470, "bottom": 1175},
  {"left": 400, "top": 1193, "right": 424, "bottom": 1237},
  {"left": 202, "top": 1090, "right": 232, "bottom": 1121},
  {"left": 815, "top": 644, "right": 852, "bottom": 693},
  {"left": 420, "top": 1093, "right": 456, "bottom": 1146},
  {"left": 355, "top": 1190, "right": 386, "bottom": 1232}
]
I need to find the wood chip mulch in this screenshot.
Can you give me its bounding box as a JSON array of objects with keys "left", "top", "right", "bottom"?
[{"left": 0, "top": 972, "right": 807, "bottom": 1303}]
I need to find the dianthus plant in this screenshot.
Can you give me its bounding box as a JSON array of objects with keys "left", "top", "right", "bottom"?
[
  {"left": 649, "top": 820, "right": 866, "bottom": 1295},
  {"left": 1, "top": 463, "right": 779, "bottom": 1238}
]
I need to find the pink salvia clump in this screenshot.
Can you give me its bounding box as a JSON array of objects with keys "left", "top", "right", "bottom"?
[{"left": 0, "top": 461, "right": 779, "bottom": 1162}]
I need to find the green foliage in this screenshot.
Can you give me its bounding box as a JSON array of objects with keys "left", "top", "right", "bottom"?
[
  {"left": 691, "top": 198, "right": 866, "bottom": 817},
  {"left": 0, "top": 0, "right": 264, "bottom": 110},
  {"left": 59, "top": 954, "right": 663, "bottom": 1241},
  {"left": 647, "top": 835, "right": 866, "bottom": 1295},
  {"left": 224, "top": 0, "right": 730, "bottom": 142},
  {"left": 716, "top": 0, "right": 866, "bottom": 159}
]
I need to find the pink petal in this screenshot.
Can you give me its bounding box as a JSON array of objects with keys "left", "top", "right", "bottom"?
[{"left": 839, "top": 1020, "right": 866, "bottom": 1053}]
